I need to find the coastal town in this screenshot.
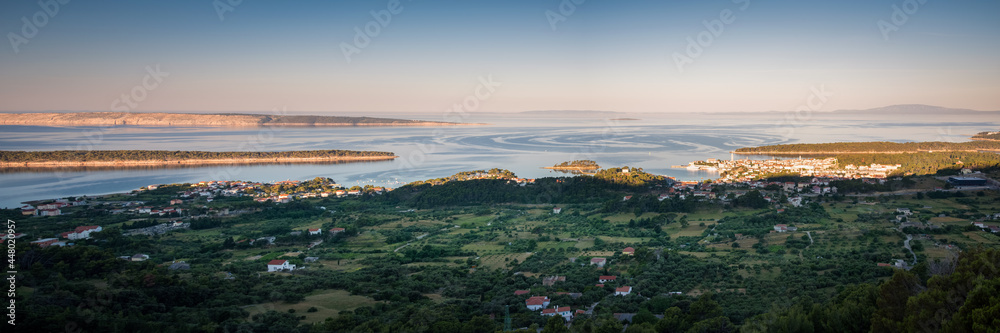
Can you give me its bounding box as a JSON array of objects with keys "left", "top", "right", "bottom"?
[{"left": 677, "top": 157, "right": 902, "bottom": 182}]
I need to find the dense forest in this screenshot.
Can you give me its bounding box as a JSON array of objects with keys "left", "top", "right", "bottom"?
[
  {"left": 0, "top": 150, "right": 396, "bottom": 163},
  {"left": 734, "top": 141, "right": 1000, "bottom": 154}
]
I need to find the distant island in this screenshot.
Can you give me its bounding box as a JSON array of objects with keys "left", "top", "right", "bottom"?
[
  {"left": 0, "top": 112, "right": 479, "bottom": 127},
  {"left": 734, "top": 141, "right": 1000, "bottom": 155},
  {"left": 972, "top": 131, "right": 1000, "bottom": 141},
  {"left": 543, "top": 160, "right": 601, "bottom": 170},
  {"left": 0, "top": 150, "right": 397, "bottom": 168}
]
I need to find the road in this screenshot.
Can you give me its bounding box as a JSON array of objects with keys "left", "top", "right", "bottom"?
[{"left": 903, "top": 234, "right": 917, "bottom": 266}]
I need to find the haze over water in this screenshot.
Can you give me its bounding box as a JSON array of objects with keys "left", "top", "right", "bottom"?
[{"left": 1, "top": 110, "right": 996, "bottom": 208}]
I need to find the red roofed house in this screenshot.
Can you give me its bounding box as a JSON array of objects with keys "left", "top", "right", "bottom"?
[
  {"left": 30, "top": 238, "right": 66, "bottom": 248},
  {"left": 329, "top": 228, "right": 346, "bottom": 235},
  {"left": 541, "top": 306, "right": 573, "bottom": 321},
  {"left": 525, "top": 296, "right": 550, "bottom": 311},
  {"left": 615, "top": 286, "right": 632, "bottom": 296},
  {"left": 590, "top": 257, "right": 606, "bottom": 267},
  {"left": 308, "top": 228, "right": 321, "bottom": 235},
  {"left": 61, "top": 226, "right": 102, "bottom": 240},
  {"left": 514, "top": 290, "right": 530, "bottom": 296},
  {"left": 267, "top": 259, "right": 296, "bottom": 272},
  {"left": 599, "top": 275, "right": 617, "bottom": 283},
  {"left": 623, "top": 196, "right": 632, "bottom": 201},
  {"left": 622, "top": 247, "right": 635, "bottom": 255},
  {"left": 595, "top": 284, "right": 605, "bottom": 287}
]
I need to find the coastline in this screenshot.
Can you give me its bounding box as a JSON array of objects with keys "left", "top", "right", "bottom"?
[
  {"left": 0, "top": 155, "right": 398, "bottom": 169},
  {"left": 0, "top": 112, "right": 487, "bottom": 127},
  {"left": 732, "top": 150, "right": 1000, "bottom": 155}
]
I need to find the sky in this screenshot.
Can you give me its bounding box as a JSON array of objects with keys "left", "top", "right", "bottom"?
[{"left": 1, "top": 0, "right": 998, "bottom": 114}]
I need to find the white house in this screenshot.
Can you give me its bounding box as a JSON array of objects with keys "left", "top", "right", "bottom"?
[
  {"left": 308, "top": 228, "right": 322, "bottom": 235},
  {"left": 553, "top": 207, "right": 562, "bottom": 214},
  {"left": 267, "top": 259, "right": 296, "bottom": 272},
  {"left": 615, "top": 286, "right": 632, "bottom": 296},
  {"left": 599, "top": 275, "right": 617, "bottom": 283},
  {"left": 525, "top": 296, "right": 550, "bottom": 311},
  {"left": 60, "top": 226, "right": 102, "bottom": 240},
  {"left": 773, "top": 224, "right": 797, "bottom": 233},
  {"left": 541, "top": 306, "right": 573, "bottom": 321},
  {"left": 39, "top": 209, "right": 61, "bottom": 217}
]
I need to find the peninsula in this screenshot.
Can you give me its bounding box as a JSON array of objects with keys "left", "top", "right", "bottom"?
[
  {"left": 0, "top": 150, "right": 397, "bottom": 168},
  {"left": 734, "top": 140, "right": 1000, "bottom": 155},
  {"left": 0, "top": 112, "right": 479, "bottom": 127}
]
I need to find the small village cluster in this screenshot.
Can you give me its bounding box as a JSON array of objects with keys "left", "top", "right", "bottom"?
[{"left": 514, "top": 247, "right": 685, "bottom": 323}]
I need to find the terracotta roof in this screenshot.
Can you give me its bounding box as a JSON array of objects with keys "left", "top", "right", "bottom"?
[
  {"left": 514, "top": 290, "right": 530, "bottom": 296},
  {"left": 615, "top": 286, "right": 632, "bottom": 293},
  {"left": 622, "top": 247, "right": 635, "bottom": 253},
  {"left": 599, "top": 275, "right": 617, "bottom": 281},
  {"left": 268, "top": 260, "right": 287, "bottom": 265},
  {"left": 525, "top": 296, "right": 550, "bottom": 305}
]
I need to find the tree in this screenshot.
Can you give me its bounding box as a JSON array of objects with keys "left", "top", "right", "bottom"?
[
  {"left": 542, "top": 316, "right": 569, "bottom": 333},
  {"left": 656, "top": 307, "right": 687, "bottom": 333},
  {"left": 871, "top": 270, "right": 922, "bottom": 333},
  {"left": 688, "top": 294, "right": 722, "bottom": 323},
  {"left": 686, "top": 316, "right": 733, "bottom": 333}
]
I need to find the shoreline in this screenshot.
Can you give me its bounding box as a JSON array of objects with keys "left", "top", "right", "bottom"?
[
  {"left": 732, "top": 150, "right": 1000, "bottom": 155},
  {"left": 0, "top": 156, "right": 398, "bottom": 169},
  {"left": 0, "top": 112, "right": 487, "bottom": 128}
]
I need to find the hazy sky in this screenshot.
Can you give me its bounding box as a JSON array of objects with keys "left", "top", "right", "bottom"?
[{"left": 1, "top": 0, "right": 998, "bottom": 113}]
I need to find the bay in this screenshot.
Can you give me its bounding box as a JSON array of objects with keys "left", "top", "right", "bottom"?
[{"left": 0, "top": 111, "right": 996, "bottom": 208}]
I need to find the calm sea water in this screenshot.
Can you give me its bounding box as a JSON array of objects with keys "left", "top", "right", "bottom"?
[{"left": 0, "top": 111, "right": 996, "bottom": 208}]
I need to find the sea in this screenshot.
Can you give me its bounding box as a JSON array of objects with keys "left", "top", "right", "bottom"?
[{"left": 0, "top": 111, "right": 996, "bottom": 208}]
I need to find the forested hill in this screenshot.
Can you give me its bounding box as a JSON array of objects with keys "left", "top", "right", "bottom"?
[
  {"left": 0, "top": 150, "right": 396, "bottom": 167},
  {"left": 0, "top": 112, "right": 475, "bottom": 127},
  {"left": 735, "top": 141, "right": 1000, "bottom": 154}
]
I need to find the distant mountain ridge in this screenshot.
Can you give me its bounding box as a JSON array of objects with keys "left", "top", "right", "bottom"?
[
  {"left": 828, "top": 104, "right": 998, "bottom": 114},
  {"left": 0, "top": 112, "right": 476, "bottom": 127},
  {"left": 518, "top": 110, "right": 624, "bottom": 116}
]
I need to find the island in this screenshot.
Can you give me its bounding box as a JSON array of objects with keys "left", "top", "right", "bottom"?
[
  {"left": 972, "top": 131, "right": 1000, "bottom": 141},
  {"left": 0, "top": 150, "right": 397, "bottom": 168},
  {"left": 543, "top": 160, "right": 601, "bottom": 171},
  {"left": 0, "top": 112, "right": 482, "bottom": 127}
]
